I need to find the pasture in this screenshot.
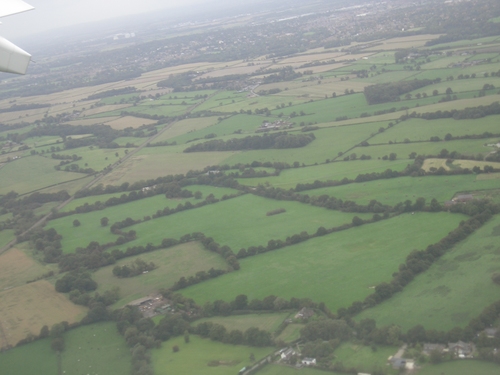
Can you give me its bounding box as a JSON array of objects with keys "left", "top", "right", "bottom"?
[
  {"left": 257, "top": 366, "right": 338, "bottom": 375},
  {"left": 0, "top": 229, "right": 14, "bottom": 248},
  {"left": 0, "top": 156, "right": 84, "bottom": 195},
  {"left": 0, "top": 338, "right": 57, "bottom": 375},
  {"left": 418, "top": 360, "right": 500, "bottom": 375},
  {"left": 237, "top": 159, "right": 410, "bottom": 189},
  {"left": 61, "top": 322, "right": 131, "bottom": 375},
  {"left": 152, "top": 335, "right": 273, "bottom": 375},
  {"left": 301, "top": 174, "right": 500, "bottom": 205},
  {"left": 0, "top": 280, "right": 87, "bottom": 348},
  {"left": 153, "top": 116, "right": 221, "bottom": 142},
  {"left": 94, "top": 242, "right": 228, "bottom": 307},
  {"left": 180, "top": 212, "right": 465, "bottom": 312},
  {"left": 194, "top": 313, "right": 290, "bottom": 334},
  {"left": 275, "top": 324, "right": 303, "bottom": 343},
  {"left": 332, "top": 343, "right": 398, "bottom": 374},
  {"left": 112, "top": 193, "right": 372, "bottom": 251},
  {"left": 356, "top": 215, "right": 500, "bottom": 331}
]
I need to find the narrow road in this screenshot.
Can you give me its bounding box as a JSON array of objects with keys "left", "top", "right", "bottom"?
[{"left": 0, "top": 91, "right": 219, "bottom": 255}]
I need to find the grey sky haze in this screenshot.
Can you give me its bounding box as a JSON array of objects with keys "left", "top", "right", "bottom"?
[{"left": 1, "top": 0, "right": 212, "bottom": 40}]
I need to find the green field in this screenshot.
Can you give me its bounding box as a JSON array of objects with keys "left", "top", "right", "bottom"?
[
  {"left": 418, "top": 360, "right": 500, "bottom": 375},
  {"left": 332, "top": 343, "right": 399, "bottom": 374},
  {"left": 61, "top": 322, "right": 131, "bottom": 375},
  {"left": 0, "top": 338, "right": 57, "bottom": 375},
  {"left": 94, "top": 242, "right": 228, "bottom": 307},
  {"left": 194, "top": 313, "right": 290, "bottom": 334},
  {"left": 356, "top": 215, "right": 500, "bottom": 331},
  {"left": 112, "top": 194, "right": 371, "bottom": 251},
  {"left": 181, "top": 212, "right": 465, "bottom": 311},
  {"left": 275, "top": 324, "right": 303, "bottom": 343},
  {"left": 0, "top": 156, "right": 84, "bottom": 195},
  {"left": 257, "top": 365, "right": 338, "bottom": 375},
  {"left": 0, "top": 229, "right": 14, "bottom": 248},
  {"left": 237, "top": 159, "right": 410, "bottom": 189},
  {"left": 301, "top": 174, "right": 500, "bottom": 205},
  {"left": 152, "top": 335, "right": 273, "bottom": 375}
]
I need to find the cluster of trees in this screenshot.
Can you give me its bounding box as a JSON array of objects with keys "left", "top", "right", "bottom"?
[
  {"left": 171, "top": 268, "right": 225, "bottom": 291},
  {"left": 194, "top": 322, "right": 272, "bottom": 347},
  {"left": 69, "top": 287, "right": 120, "bottom": 307},
  {"left": 30, "top": 228, "right": 63, "bottom": 263},
  {"left": 184, "top": 132, "right": 315, "bottom": 152},
  {"left": 113, "top": 259, "right": 156, "bottom": 278},
  {"left": 415, "top": 101, "right": 500, "bottom": 120},
  {"left": 85, "top": 87, "right": 139, "bottom": 100},
  {"left": 266, "top": 208, "right": 286, "bottom": 216},
  {"left": 55, "top": 270, "right": 97, "bottom": 293},
  {"left": 364, "top": 79, "right": 439, "bottom": 104},
  {"left": 262, "top": 66, "right": 302, "bottom": 84}
]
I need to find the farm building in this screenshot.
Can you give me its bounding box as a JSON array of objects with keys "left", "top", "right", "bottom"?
[
  {"left": 295, "top": 307, "right": 314, "bottom": 320},
  {"left": 301, "top": 357, "right": 316, "bottom": 366},
  {"left": 448, "top": 341, "right": 475, "bottom": 358},
  {"left": 423, "top": 343, "right": 446, "bottom": 355}
]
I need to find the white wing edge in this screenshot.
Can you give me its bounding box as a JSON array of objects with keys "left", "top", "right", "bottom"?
[
  {"left": 0, "top": 36, "right": 31, "bottom": 74},
  {"left": 0, "top": 0, "right": 34, "bottom": 18}
]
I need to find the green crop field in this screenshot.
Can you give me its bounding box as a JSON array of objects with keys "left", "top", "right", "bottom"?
[
  {"left": 94, "top": 242, "right": 227, "bottom": 307},
  {"left": 112, "top": 194, "right": 372, "bottom": 251},
  {"left": 194, "top": 313, "right": 290, "bottom": 334},
  {"left": 301, "top": 174, "right": 500, "bottom": 205},
  {"left": 152, "top": 335, "right": 273, "bottom": 375},
  {"left": 181, "top": 212, "right": 465, "bottom": 311},
  {"left": 418, "top": 360, "right": 500, "bottom": 375},
  {"left": 0, "top": 338, "right": 57, "bottom": 375},
  {"left": 356, "top": 215, "right": 500, "bottom": 331},
  {"left": 61, "top": 322, "right": 131, "bottom": 375}
]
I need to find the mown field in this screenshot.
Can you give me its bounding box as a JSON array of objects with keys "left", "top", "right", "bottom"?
[
  {"left": 152, "top": 335, "right": 273, "bottom": 375},
  {"left": 0, "top": 338, "right": 57, "bottom": 375},
  {"left": 332, "top": 343, "right": 399, "bottom": 374},
  {"left": 181, "top": 212, "right": 465, "bottom": 312},
  {"left": 356, "top": 215, "right": 500, "bottom": 331},
  {"left": 194, "top": 313, "right": 290, "bottom": 334}
]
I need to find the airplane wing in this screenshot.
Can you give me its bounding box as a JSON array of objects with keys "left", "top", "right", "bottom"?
[{"left": 0, "top": 0, "right": 34, "bottom": 75}]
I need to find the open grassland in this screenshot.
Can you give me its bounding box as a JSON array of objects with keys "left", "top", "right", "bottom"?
[
  {"left": 154, "top": 116, "right": 220, "bottom": 142},
  {"left": 0, "top": 248, "right": 52, "bottom": 290},
  {"left": 98, "top": 146, "right": 235, "bottom": 185},
  {"left": 94, "top": 242, "right": 227, "bottom": 307},
  {"left": 223, "top": 122, "right": 387, "bottom": 166},
  {"left": 152, "top": 335, "right": 273, "bottom": 375},
  {"left": 194, "top": 313, "right": 290, "bottom": 333},
  {"left": 0, "top": 229, "right": 14, "bottom": 248},
  {"left": 418, "top": 360, "right": 500, "bottom": 375},
  {"left": 0, "top": 156, "right": 84, "bottom": 195},
  {"left": 37, "top": 176, "right": 93, "bottom": 196},
  {"left": 237, "top": 159, "right": 409, "bottom": 189},
  {"left": 48, "top": 194, "right": 204, "bottom": 253},
  {"left": 370, "top": 116, "right": 500, "bottom": 143},
  {"left": 103, "top": 116, "right": 157, "bottom": 129},
  {"left": 356, "top": 215, "right": 500, "bottom": 331},
  {"left": 301, "top": 174, "right": 500, "bottom": 205},
  {"left": 0, "top": 338, "right": 57, "bottom": 375},
  {"left": 0, "top": 281, "right": 87, "bottom": 347},
  {"left": 332, "top": 343, "right": 398, "bottom": 374},
  {"left": 351, "top": 139, "right": 493, "bottom": 160},
  {"left": 275, "top": 324, "right": 303, "bottom": 343},
  {"left": 61, "top": 322, "right": 131, "bottom": 375},
  {"left": 117, "top": 194, "right": 372, "bottom": 251},
  {"left": 181, "top": 212, "right": 465, "bottom": 312}
]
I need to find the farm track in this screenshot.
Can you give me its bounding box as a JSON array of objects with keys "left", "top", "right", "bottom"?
[{"left": 0, "top": 91, "right": 220, "bottom": 255}]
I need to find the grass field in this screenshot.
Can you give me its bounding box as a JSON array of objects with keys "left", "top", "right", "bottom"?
[
  {"left": 153, "top": 116, "right": 221, "bottom": 142},
  {"left": 94, "top": 242, "right": 228, "bottom": 307},
  {"left": 257, "top": 365, "right": 338, "bottom": 375},
  {"left": 332, "top": 343, "right": 398, "bottom": 374},
  {"left": 194, "top": 313, "right": 290, "bottom": 334},
  {"left": 0, "top": 338, "right": 57, "bottom": 375},
  {"left": 0, "top": 229, "right": 14, "bottom": 248},
  {"left": 0, "top": 156, "right": 84, "bottom": 195},
  {"left": 112, "top": 194, "right": 372, "bottom": 251},
  {"left": 418, "top": 360, "right": 500, "bottom": 375},
  {"left": 61, "top": 322, "right": 131, "bottom": 375},
  {"left": 0, "top": 280, "right": 87, "bottom": 348},
  {"left": 356, "top": 215, "right": 500, "bottom": 331},
  {"left": 0, "top": 248, "right": 52, "bottom": 290},
  {"left": 237, "top": 159, "right": 410, "bottom": 189},
  {"left": 181, "top": 212, "right": 465, "bottom": 312},
  {"left": 152, "top": 335, "right": 273, "bottom": 375},
  {"left": 275, "top": 324, "right": 303, "bottom": 343},
  {"left": 301, "top": 174, "right": 500, "bottom": 205}
]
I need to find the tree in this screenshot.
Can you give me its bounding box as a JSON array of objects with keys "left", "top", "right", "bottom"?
[
  {"left": 184, "top": 330, "right": 190, "bottom": 343},
  {"left": 73, "top": 219, "right": 81, "bottom": 227},
  {"left": 172, "top": 345, "right": 179, "bottom": 352},
  {"left": 100, "top": 217, "right": 109, "bottom": 227}
]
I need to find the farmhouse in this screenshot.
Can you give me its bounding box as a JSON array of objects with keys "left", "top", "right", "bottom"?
[
  {"left": 448, "top": 341, "right": 475, "bottom": 358},
  {"left": 295, "top": 307, "right": 314, "bottom": 320},
  {"left": 423, "top": 343, "right": 446, "bottom": 355},
  {"left": 301, "top": 357, "right": 316, "bottom": 366},
  {"left": 484, "top": 328, "right": 498, "bottom": 338},
  {"left": 280, "top": 348, "right": 296, "bottom": 361}
]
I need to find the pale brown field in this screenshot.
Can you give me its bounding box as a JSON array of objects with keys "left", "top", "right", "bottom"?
[
  {"left": 295, "top": 63, "right": 347, "bottom": 75},
  {"left": 0, "top": 248, "right": 51, "bottom": 290},
  {"left": 279, "top": 52, "right": 346, "bottom": 65},
  {"left": 0, "top": 280, "right": 87, "bottom": 348},
  {"left": 83, "top": 104, "right": 131, "bottom": 117},
  {"left": 196, "top": 64, "right": 268, "bottom": 80},
  {"left": 104, "top": 116, "right": 157, "bottom": 130},
  {"left": 454, "top": 160, "right": 500, "bottom": 170},
  {"left": 37, "top": 176, "right": 94, "bottom": 195},
  {"left": 477, "top": 172, "right": 500, "bottom": 180},
  {"left": 413, "top": 94, "right": 500, "bottom": 115},
  {"left": 66, "top": 117, "right": 120, "bottom": 126},
  {"left": 422, "top": 158, "right": 449, "bottom": 171},
  {"left": 99, "top": 149, "right": 235, "bottom": 185},
  {"left": 366, "top": 34, "right": 442, "bottom": 51}
]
